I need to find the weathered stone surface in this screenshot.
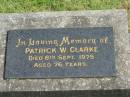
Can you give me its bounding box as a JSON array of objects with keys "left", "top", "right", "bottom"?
[{"left": 0, "top": 10, "right": 129, "bottom": 91}]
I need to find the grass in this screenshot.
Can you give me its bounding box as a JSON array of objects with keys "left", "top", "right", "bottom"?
[
  {"left": 0, "top": 0, "right": 123, "bottom": 12},
  {"left": 0, "top": 0, "right": 129, "bottom": 31}
]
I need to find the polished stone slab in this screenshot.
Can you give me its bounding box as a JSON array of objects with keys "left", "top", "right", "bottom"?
[{"left": 4, "top": 27, "right": 115, "bottom": 79}]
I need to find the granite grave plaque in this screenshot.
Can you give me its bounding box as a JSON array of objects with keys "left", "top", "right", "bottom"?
[
  {"left": 0, "top": 10, "right": 129, "bottom": 91},
  {"left": 4, "top": 27, "right": 115, "bottom": 79}
]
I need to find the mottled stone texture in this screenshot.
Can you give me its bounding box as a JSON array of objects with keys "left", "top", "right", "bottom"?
[{"left": 0, "top": 10, "right": 129, "bottom": 91}]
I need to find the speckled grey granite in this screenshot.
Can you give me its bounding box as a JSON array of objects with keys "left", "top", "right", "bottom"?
[{"left": 0, "top": 10, "right": 129, "bottom": 91}]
